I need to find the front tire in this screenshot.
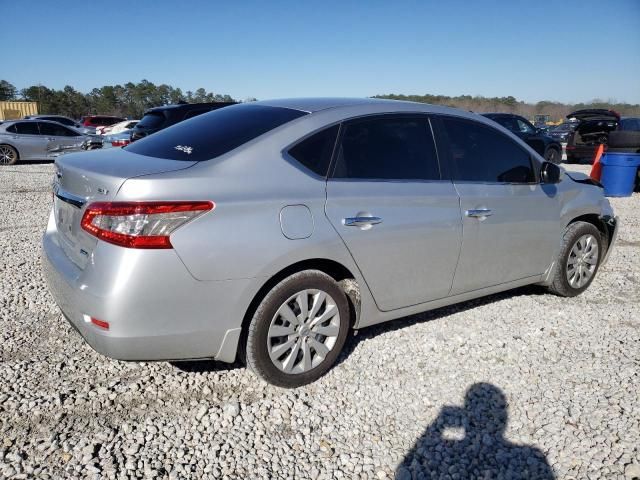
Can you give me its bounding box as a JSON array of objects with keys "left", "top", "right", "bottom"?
[
  {"left": 547, "top": 221, "right": 603, "bottom": 297},
  {"left": 0, "top": 145, "right": 19, "bottom": 165},
  {"left": 244, "top": 270, "right": 350, "bottom": 387},
  {"left": 544, "top": 147, "right": 561, "bottom": 164}
]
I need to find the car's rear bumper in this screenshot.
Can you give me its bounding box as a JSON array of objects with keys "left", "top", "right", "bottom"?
[
  {"left": 42, "top": 210, "right": 258, "bottom": 363},
  {"left": 566, "top": 144, "right": 597, "bottom": 162}
]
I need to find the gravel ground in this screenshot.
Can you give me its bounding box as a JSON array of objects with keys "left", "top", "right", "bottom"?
[{"left": 0, "top": 162, "right": 638, "bottom": 480}]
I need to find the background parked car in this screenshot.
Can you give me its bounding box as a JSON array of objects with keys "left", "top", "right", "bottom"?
[
  {"left": 130, "top": 102, "right": 235, "bottom": 142},
  {"left": 482, "top": 113, "right": 562, "bottom": 163},
  {"left": 102, "top": 129, "right": 133, "bottom": 148},
  {"left": 23, "top": 114, "right": 95, "bottom": 135},
  {"left": 547, "top": 121, "right": 579, "bottom": 142},
  {"left": 99, "top": 120, "right": 139, "bottom": 136},
  {"left": 81, "top": 115, "right": 125, "bottom": 134},
  {"left": 618, "top": 117, "right": 640, "bottom": 133},
  {"left": 565, "top": 109, "right": 619, "bottom": 163},
  {"left": 0, "top": 119, "right": 101, "bottom": 165}
]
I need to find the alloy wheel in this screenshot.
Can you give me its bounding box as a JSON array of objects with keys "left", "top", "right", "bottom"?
[
  {"left": 0, "top": 146, "right": 16, "bottom": 165},
  {"left": 566, "top": 234, "right": 599, "bottom": 288},
  {"left": 267, "top": 289, "right": 341, "bottom": 374}
]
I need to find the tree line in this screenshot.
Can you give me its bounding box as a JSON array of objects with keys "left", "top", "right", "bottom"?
[
  {"left": 0, "top": 79, "right": 238, "bottom": 119},
  {"left": 1, "top": 79, "right": 639, "bottom": 122},
  {"left": 374, "top": 93, "right": 640, "bottom": 121}
]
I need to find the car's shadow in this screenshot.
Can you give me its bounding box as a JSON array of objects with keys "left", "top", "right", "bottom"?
[{"left": 171, "top": 284, "right": 547, "bottom": 374}]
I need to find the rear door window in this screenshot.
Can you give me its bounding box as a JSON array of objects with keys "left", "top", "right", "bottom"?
[
  {"left": 288, "top": 125, "right": 339, "bottom": 177},
  {"left": 39, "top": 122, "right": 80, "bottom": 137},
  {"left": 331, "top": 116, "right": 440, "bottom": 180},
  {"left": 9, "top": 122, "right": 40, "bottom": 135},
  {"left": 516, "top": 118, "right": 536, "bottom": 134},
  {"left": 493, "top": 116, "right": 518, "bottom": 132},
  {"left": 438, "top": 116, "right": 535, "bottom": 183},
  {"left": 126, "top": 104, "right": 307, "bottom": 161}
]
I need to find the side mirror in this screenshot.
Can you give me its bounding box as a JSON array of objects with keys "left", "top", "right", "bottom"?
[{"left": 540, "top": 161, "right": 561, "bottom": 184}]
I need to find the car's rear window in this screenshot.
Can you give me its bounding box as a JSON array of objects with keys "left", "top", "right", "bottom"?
[
  {"left": 125, "top": 104, "right": 308, "bottom": 161},
  {"left": 137, "top": 112, "right": 165, "bottom": 129}
]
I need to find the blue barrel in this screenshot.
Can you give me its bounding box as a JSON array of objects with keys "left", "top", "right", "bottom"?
[{"left": 600, "top": 152, "right": 640, "bottom": 197}]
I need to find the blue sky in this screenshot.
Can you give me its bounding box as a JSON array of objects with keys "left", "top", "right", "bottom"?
[{"left": 2, "top": 0, "right": 639, "bottom": 103}]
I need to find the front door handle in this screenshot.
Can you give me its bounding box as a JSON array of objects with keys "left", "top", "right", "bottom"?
[
  {"left": 465, "top": 209, "right": 493, "bottom": 218},
  {"left": 343, "top": 216, "right": 383, "bottom": 228}
]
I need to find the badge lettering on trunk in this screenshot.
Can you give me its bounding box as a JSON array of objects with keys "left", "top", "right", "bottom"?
[
  {"left": 174, "top": 145, "right": 193, "bottom": 155},
  {"left": 97, "top": 187, "right": 109, "bottom": 195}
]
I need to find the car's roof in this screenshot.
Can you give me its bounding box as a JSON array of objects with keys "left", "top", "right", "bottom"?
[
  {"left": 145, "top": 102, "right": 236, "bottom": 114},
  {"left": 481, "top": 112, "right": 515, "bottom": 117},
  {"left": 28, "top": 114, "right": 72, "bottom": 118},
  {"left": 3, "top": 119, "right": 40, "bottom": 124},
  {"left": 0, "top": 119, "right": 82, "bottom": 128},
  {"left": 254, "top": 97, "right": 491, "bottom": 123},
  {"left": 256, "top": 97, "right": 407, "bottom": 113}
]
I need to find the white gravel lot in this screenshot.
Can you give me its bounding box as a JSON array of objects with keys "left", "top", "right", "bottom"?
[{"left": 0, "top": 162, "right": 638, "bottom": 480}]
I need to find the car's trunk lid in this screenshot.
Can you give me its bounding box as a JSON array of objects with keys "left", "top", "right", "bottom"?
[
  {"left": 53, "top": 148, "right": 196, "bottom": 269},
  {"left": 567, "top": 109, "right": 620, "bottom": 123}
]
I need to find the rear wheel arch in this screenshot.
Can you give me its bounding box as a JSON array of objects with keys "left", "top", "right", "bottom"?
[{"left": 238, "top": 259, "right": 360, "bottom": 362}]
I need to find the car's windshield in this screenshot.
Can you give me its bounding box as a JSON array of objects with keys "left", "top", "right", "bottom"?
[{"left": 125, "top": 104, "right": 308, "bottom": 161}]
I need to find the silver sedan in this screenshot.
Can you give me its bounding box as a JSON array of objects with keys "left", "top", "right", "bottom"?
[
  {"left": 43, "top": 98, "right": 618, "bottom": 387},
  {"left": 0, "top": 119, "right": 102, "bottom": 165}
]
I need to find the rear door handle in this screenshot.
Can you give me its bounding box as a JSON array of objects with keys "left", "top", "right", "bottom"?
[
  {"left": 343, "top": 216, "right": 383, "bottom": 228},
  {"left": 465, "top": 209, "right": 493, "bottom": 218}
]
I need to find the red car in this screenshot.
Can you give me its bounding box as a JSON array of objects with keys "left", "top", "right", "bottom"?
[{"left": 80, "top": 115, "right": 126, "bottom": 131}]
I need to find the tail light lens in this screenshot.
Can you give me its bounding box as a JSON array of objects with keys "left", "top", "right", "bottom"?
[
  {"left": 81, "top": 201, "right": 214, "bottom": 249},
  {"left": 111, "top": 139, "right": 130, "bottom": 147}
]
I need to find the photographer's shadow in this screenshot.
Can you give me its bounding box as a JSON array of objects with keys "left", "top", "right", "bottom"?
[{"left": 397, "top": 383, "right": 555, "bottom": 480}]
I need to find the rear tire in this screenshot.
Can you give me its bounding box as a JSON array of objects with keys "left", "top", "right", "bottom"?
[
  {"left": 244, "top": 270, "right": 350, "bottom": 388},
  {"left": 547, "top": 221, "right": 603, "bottom": 297},
  {"left": 0, "top": 144, "right": 18, "bottom": 165}
]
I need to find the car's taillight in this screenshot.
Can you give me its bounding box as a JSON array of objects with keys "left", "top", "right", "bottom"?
[
  {"left": 111, "top": 139, "right": 130, "bottom": 147},
  {"left": 80, "top": 201, "right": 214, "bottom": 249}
]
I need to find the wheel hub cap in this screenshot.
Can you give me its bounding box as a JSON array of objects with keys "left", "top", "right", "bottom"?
[
  {"left": 566, "top": 233, "right": 599, "bottom": 289},
  {"left": 267, "top": 289, "right": 341, "bottom": 374}
]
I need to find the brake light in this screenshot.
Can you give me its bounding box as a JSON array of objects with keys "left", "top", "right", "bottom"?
[
  {"left": 81, "top": 201, "right": 214, "bottom": 249},
  {"left": 111, "top": 139, "right": 130, "bottom": 147}
]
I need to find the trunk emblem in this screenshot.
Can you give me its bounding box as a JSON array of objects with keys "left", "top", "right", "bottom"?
[
  {"left": 97, "top": 187, "right": 109, "bottom": 195},
  {"left": 174, "top": 145, "right": 193, "bottom": 155}
]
